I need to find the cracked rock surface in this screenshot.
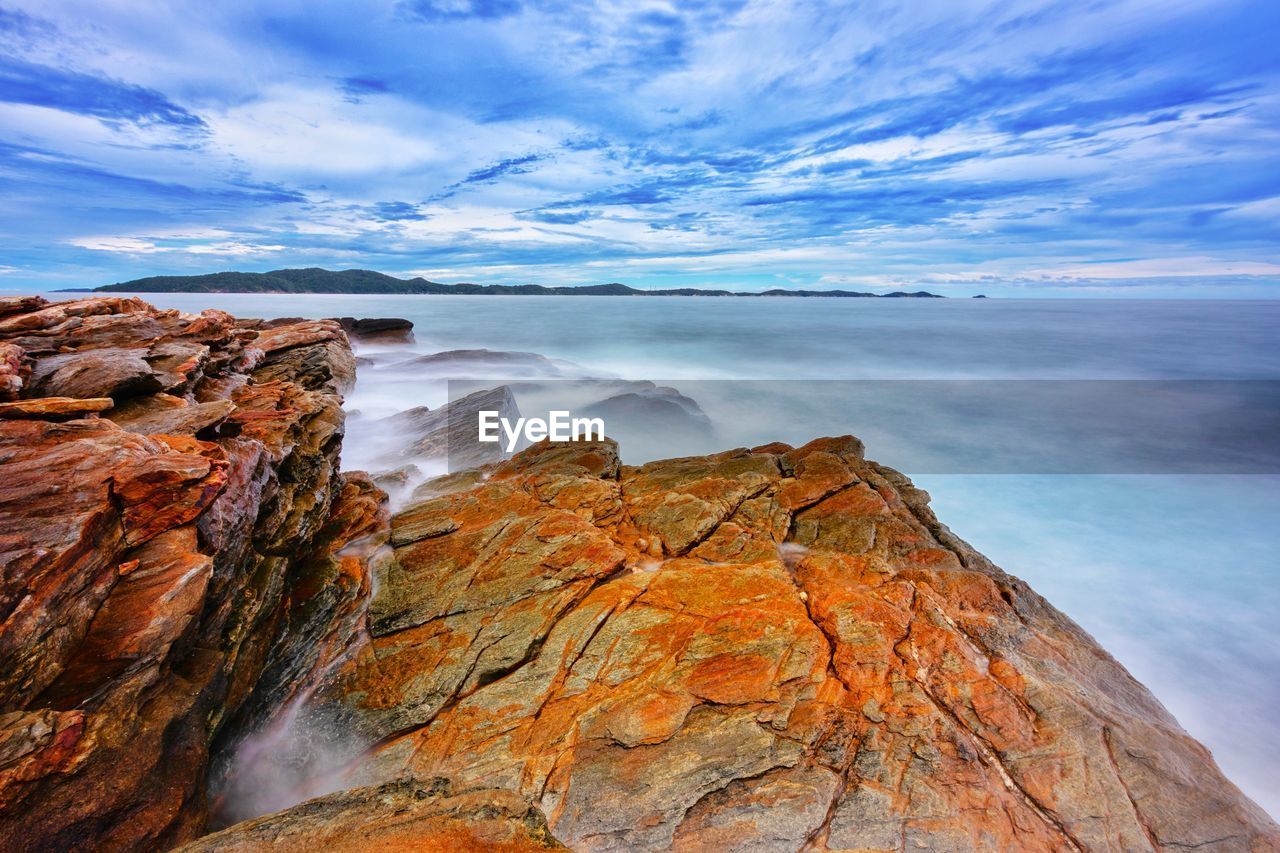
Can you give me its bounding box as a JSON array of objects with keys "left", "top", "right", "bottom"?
[
  {"left": 3, "top": 295, "right": 1277, "bottom": 852},
  {"left": 0, "top": 296, "right": 381, "bottom": 852},
  {"left": 281, "top": 436, "right": 1280, "bottom": 852},
  {"left": 176, "top": 777, "right": 562, "bottom": 852}
]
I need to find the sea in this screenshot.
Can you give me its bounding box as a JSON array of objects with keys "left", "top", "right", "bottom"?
[{"left": 66, "top": 292, "right": 1280, "bottom": 817}]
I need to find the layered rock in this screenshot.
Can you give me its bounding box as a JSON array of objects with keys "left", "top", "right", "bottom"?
[
  {"left": 178, "top": 777, "right": 562, "bottom": 852},
  {"left": 0, "top": 342, "right": 30, "bottom": 401},
  {"left": 266, "top": 437, "right": 1278, "bottom": 852},
  {"left": 0, "top": 296, "right": 383, "bottom": 852}
]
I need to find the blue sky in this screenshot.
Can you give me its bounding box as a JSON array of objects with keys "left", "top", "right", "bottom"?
[{"left": 1, "top": 0, "right": 1278, "bottom": 295}]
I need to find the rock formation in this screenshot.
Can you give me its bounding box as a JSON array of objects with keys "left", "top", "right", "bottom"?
[
  {"left": 579, "top": 382, "right": 714, "bottom": 450},
  {"left": 250, "top": 437, "right": 1278, "bottom": 851},
  {"left": 395, "top": 348, "right": 575, "bottom": 378},
  {"left": 332, "top": 317, "right": 415, "bottom": 344},
  {"left": 1, "top": 295, "right": 1277, "bottom": 852},
  {"left": 176, "top": 777, "right": 562, "bottom": 852},
  {"left": 351, "top": 385, "right": 521, "bottom": 480},
  {"left": 0, "top": 296, "right": 383, "bottom": 852}
]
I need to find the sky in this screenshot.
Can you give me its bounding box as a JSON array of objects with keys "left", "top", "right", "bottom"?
[{"left": 1, "top": 0, "right": 1279, "bottom": 296}]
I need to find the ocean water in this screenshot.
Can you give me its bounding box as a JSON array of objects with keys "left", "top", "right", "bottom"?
[{"left": 101, "top": 292, "right": 1280, "bottom": 816}]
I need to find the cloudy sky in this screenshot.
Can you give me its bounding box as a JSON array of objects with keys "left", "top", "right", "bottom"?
[{"left": 1, "top": 0, "right": 1278, "bottom": 295}]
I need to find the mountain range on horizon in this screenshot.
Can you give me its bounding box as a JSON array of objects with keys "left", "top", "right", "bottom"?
[{"left": 71, "top": 268, "right": 953, "bottom": 298}]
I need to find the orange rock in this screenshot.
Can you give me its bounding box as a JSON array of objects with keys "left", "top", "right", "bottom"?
[
  {"left": 0, "top": 396, "right": 112, "bottom": 418},
  {"left": 0, "top": 295, "right": 48, "bottom": 319},
  {"left": 176, "top": 778, "right": 564, "bottom": 852},
  {"left": 274, "top": 436, "right": 1280, "bottom": 852},
  {"left": 251, "top": 319, "right": 345, "bottom": 354},
  {"left": 4, "top": 292, "right": 1278, "bottom": 852},
  {"left": 0, "top": 296, "right": 386, "bottom": 852},
  {"left": 0, "top": 343, "right": 30, "bottom": 401}
]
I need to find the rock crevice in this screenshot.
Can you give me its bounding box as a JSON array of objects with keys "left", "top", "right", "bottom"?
[
  {"left": 261, "top": 435, "right": 1279, "bottom": 852},
  {"left": 0, "top": 296, "right": 381, "bottom": 851}
]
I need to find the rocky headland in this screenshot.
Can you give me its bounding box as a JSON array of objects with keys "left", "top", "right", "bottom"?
[
  {"left": 0, "top": 295, "right": 1276, "bottom": 852},
  {"left": 0, "top": 295, "right": 380, "bottom": 850},
  {"left": 82, "top": 267, "right": 947, "bottom": 298}
]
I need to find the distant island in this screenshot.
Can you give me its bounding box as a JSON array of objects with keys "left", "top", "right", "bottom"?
[{"left": 70, "top": 268, "right": 948, "bottom": 297}]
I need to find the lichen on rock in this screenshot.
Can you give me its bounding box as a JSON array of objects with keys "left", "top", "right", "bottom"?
[
  {"left": 272, "top": 435, "right": 1280, "bottom": 852},
  {"left": 0, "top": 296, "right": 385, "bottom": 852},
  {"left": 2, "top": 295, "right": 1277, "bottom": 853}
]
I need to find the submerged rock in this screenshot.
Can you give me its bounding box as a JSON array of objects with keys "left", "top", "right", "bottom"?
[
  {"left": 579, "top": 382, "right": 713, "bottom": 447},
  {"left": 395, "top": 348, "right": 574, "bottom": 378},
  {"left": 371, "top": 385, "right": 520, "bottom": 471}
]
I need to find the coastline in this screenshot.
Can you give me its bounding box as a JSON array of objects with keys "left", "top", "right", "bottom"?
[{"left": 1, "top": 294, "right": 1277, "bottom": 850}]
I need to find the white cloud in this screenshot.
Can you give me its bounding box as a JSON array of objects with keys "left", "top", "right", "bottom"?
[
  {"left": 68, "top": 236, "right": 165, "bottom": 254},
  {"left": 204, "top": 86, "right": 445, "bottom": 176},
  {"left": 1030, "top": 257, "right": 1280, "bottom": 280},
  {"left": 67, "top": 235, "right": 287, "bottom": 257}
]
